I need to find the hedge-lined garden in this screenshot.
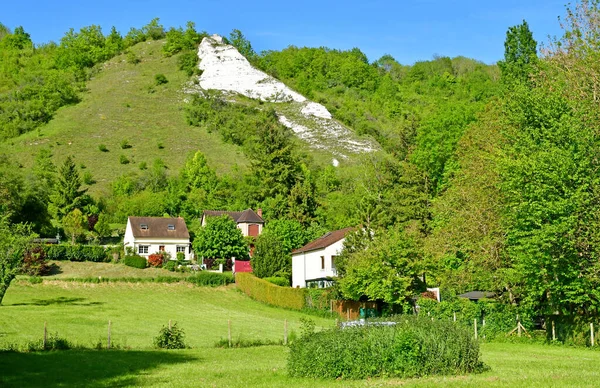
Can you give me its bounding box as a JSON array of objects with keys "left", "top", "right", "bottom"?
[
  {"left": 43, "top": 244, "right": 111, "bottom": 262},
  {"left": 288, "top": 316, "right": 483, "bottom": 379},
  {"left": 236, "top": 273, "right": 306, "bottom": 310}
]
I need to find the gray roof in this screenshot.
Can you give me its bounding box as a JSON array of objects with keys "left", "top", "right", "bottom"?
[
  {"left": 128, "top": 217, "right": 190, "bottom": 239},
  {"left": 292, "top": 227, "right": 354, "bottom": 254},
  {"left": 202, "top": 209, "right": 264, "bottom": 224}
]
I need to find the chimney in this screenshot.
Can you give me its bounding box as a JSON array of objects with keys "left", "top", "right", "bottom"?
[{"left": 257, "top": 208, "right": 262, "bottom": 218}]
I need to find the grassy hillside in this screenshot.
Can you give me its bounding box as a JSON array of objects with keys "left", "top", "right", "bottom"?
[{"left": 0, "top": 40, "right": 248, "bottom": 195}]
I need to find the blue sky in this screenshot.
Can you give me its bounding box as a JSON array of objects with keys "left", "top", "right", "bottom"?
[{"left": 2, "top": 0, "right": 567, "bottom": 64}]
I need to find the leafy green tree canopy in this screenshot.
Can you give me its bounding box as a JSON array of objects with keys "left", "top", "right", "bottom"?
[{"left": 193, "top": 215, "right": 248, "bottom": 260}]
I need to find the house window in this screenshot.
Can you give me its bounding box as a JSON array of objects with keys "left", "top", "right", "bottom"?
[
  {"left": 321, "top": 256, "right": 325, "bottom": 270},
  {"left": 331, "top": 255, "right": 337, "bottom": 270},
  {"left": 138, "top": 245, "right": 149, "bottom": 254},
  {"left": 140, "top": 224, "right": 148, "bottom": 230},
  {"left": 168, "top": 224, "right": 175, "bottom": 231},
  {"left": 159, "top": 245, "right": 165, "bottom": 252},
  {"left": 248, "top": 224, "right": 259, "bottom": 237},
  {"left": 176, "top": 246, "right": 186, "bottom": 253}
]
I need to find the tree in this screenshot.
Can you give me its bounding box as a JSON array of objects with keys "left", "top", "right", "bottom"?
[
  {"left": 336, "top": 228, "right": 424, "bottom": 305},
  {"left": 49, "top": 156, "right": 87, "bottom": 223},
  {"left": 251, "top": 233, "right": 289, "bottom": 278},
  {"left": 193, "top": 215, "right": 248, "bottom": 261},
  {"left": 181, "top": 151, "right": 217, "bottom": 193},
  {"left": 62, "top": 208, "right": 85, "bottom": 244},
  {"left": 0, "top": 217, "right": 34, "bottom": 305},
  {"left": 498, "top": 20, "right": 538, "bottom": 85},
  {"left": 228, "top": 29, "right": 256, "bottom": 62}
]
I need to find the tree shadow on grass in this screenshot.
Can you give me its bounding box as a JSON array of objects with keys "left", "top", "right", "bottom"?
[
  {"left": 9, "top": 297, "right": 104, "bottom": 307},
  {"left": 0, "top": 349, "right": 199, "bottom": 387}
]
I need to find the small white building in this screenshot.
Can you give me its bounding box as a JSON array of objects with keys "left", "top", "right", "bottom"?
[
  {"left": 200, "top": 209, "right": 264, "bottom": 237},
  {"left": 292, "top": 227, "right": 353, "bottom": 288},
  {"left": 124, "top": 216, "right": 192, "bottom": 261}
]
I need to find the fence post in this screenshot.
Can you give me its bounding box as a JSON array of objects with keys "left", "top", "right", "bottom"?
[
  {"left": 330, "top": 300, "right": 333, "bottom": 313},
  {"left": 453, "top": 312, "right": 456, "bottom": 322},
  {"left": 517, "top": 315, "right": 521, "bottom": 337},
  {"left": 347, "top": 308, "right": 350, "bottom": 321},
  {"left": 43, "top": 321, "right": 47, "bottom": 350},
  {"left": 284, "top": 319, "right": 288, "bottom": 345},
  {"left": 591, "top": 323, "right": 595, "bottom": 347},
  {"left": 168, "top": 319, "right": 172, "bottom": 330},
  {"left": 228, "top": 320, "right": 232, "bottom": 348},
  {"left": 474, "top": 319, "right": 478, "bottom": 340},
  {"left": 552, "top": 319, "right": 556, "bottom": 341},
  {"left": 107, "top": 320, "right": 112, "bottom": 350}
]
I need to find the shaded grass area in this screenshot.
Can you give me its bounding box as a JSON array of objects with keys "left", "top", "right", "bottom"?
[
  {"left": 0, "top": 282, "right": 334, "bottom": 349},
  {"left": 0, "top": 40, "right": 248, "bottom": 195},
  {"left": 2, "top": 343, "right": 600, "bottom": 387}
]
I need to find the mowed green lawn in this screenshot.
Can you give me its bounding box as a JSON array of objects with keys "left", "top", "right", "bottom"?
[{"left": 2, "top": 281, "right": 600, "bottom": 387}]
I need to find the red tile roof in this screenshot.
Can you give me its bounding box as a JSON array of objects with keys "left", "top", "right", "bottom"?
[{"left": 292, "top": 227, "right": 354, "bottom": 254}]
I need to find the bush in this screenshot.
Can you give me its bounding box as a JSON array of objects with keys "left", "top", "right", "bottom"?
[
  {"left": 120, "top": 139, "right": 132, "bottom": 149},
  {"left": 147, "top": 253, "right": 164, "bottom": 268},
  {"left": 236, "top": 273, "right": 306, "bottom": 310},
  {"left": 119, "top": 155, "right": 129, "bottom": 164},
  {"left": 82, "top": 171, "right": 95, "bottom": 185},
  {"left": 177, "top": 51, "right": 200, "bottom": 76},
  {"left": 154, "top": 73, "right": 168, "bottom": 85},
  {"left": 264, "top": 276, "right": 289, "bottom": 287},
  {"left": 21, "top": 246, "right": 51, "bottom": 276},
  {"left": 98, "top": 144, "right": 108, "bottom": 152},
  {"left": 138, "top": 161, "right": 147, "bottom": 170},
  {"left": 164, "top": 260, "right": 177, "bottom": 272},
  {"left": 288, "top": 316, "right": 483, "bottom": 379},
  {"left": 126, "top": 51, "right": 140, "bottom": 64},
  {"left": 153, "top": 322, "right": 186, "bottom": 349},
  {"left": 187, "top": 272, "right": 233, "bottom": 286},
  {"left": 40, "top": 244, "right": 107, "bottom": 262},
  {"left": 123, "top": 255, "right": 147, "bottom": 269}
]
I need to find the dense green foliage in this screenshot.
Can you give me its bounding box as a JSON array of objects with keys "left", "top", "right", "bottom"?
[
  {"left": 122, "top": 255, "right": 147, "bottom": 269},
  {"left": 187, "top": 271, "right": 234, "bottom": 286},
  {"left": 236, "top": 272, "right": 307, "bottom": 310},
  {"left": 193, "top": 215, "right": 248, "bottom": 261},
  {"left": 153, "top": 322, "right": 186, "bottom": 349},
  {"left": 288, "top": 316, "right": 482, "bottom": 379},
  {"left": 42, "top": 244, "right": 108, "bottom": 262},
  {"left": 0, "top": 217, "right": 34, "bottom": 304}
]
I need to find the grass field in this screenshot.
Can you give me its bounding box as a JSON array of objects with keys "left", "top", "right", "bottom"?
[
  {"left": 2, "top": 279, "right": 600, "bottom": 387},
  {"left": 40, "top": 260, "right": 189, "bottom": 279}
]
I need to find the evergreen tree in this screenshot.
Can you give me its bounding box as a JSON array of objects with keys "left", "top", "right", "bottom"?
[
  {"left": 49, "top": 156, "right": 87, "bottom": 223},
  {"left": 498, "top": 20, "right": 538, "bottom": 85}
]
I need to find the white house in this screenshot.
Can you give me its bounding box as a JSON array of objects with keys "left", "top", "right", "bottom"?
[
  {"left": 124, "top": 216, "right": 192, "bottom": 261},
  {"left": 200, "top": 209, "right": 264, "bottom": 237},
  {"left": 292, "top": 227, "right": 353, "bottom": 288}
]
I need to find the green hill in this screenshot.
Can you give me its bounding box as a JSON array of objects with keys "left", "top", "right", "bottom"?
[{"left": 0, "top": 40, "right": 248, "bottom": 195}]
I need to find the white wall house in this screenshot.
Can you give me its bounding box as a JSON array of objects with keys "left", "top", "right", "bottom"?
[
  {"left": 124, "top": 216, "right": 192, "bottom": 261},
  {"left": 201, "top": 209, "right": 264, "bottom": 237},
  {"left": 292, "top": 227, "right": 353, "bottom": 288}
]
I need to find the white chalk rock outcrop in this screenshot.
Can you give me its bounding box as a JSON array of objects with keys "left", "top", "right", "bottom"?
[{"left": 196, "top": 35, "right": 377, "bottom": 158}]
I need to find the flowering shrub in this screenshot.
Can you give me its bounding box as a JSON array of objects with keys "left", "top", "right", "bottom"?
[{"left": 148, "top": 253, "right": 164, "bottom": 268}]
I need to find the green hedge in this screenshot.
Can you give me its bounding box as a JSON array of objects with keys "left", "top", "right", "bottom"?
[
  {"left": 264, "top": 276, "right": 289, "bottom": 287},
  {"left": 42, "top": 244, "right": 108, "bottom": 262},
  {"left": 236, "top": 272, "right": 306, "bottom": 310},
  {"left": 288, "top": 316, "right": 483, "bottom": 379},
  {"left": 187, "top": 272, "right": 234, "bottom": 286},
  {"left": 122, "top": 255, "right": 147, "bottom": 269}
]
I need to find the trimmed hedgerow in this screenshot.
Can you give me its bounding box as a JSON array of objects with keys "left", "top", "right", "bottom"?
[
  {"left": 264, "top": 276, "right": 289, "bottom": 287},
  {"left": 122, "top": 255, "right": 147, "bottom": 269},
  {"left": 187, "top": 272, "right": 233, "bottom": 286},
  {"left": 288, "top": 316, "right": 483, "bottom": 379},
  {"left": 236, "top": 272, "right": 306, "bottom": 310},
  {"left": 41, "top": 244, "right": 108, "bottom": 262}
]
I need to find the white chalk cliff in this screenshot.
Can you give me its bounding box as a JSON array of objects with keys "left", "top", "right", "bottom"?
[{"left": 195, "top": 35, "right": 377, "bottom": 159}]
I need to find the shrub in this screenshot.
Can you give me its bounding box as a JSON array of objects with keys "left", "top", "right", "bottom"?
[
  {"left": 154, "top": 73, "right": 168, "bottom": 85},
  {"left": 214, "top": 337, "right": 282, "bottom": 348},
  {"left": 123, "top": 255, "right": 147, "bottom": 269},
  {"left": 157, "top": 142, "right": 164, "bottom": 149},
  {"left": 264, "top": 276, "right": 289, "bottom": 287},
  {"left": 288, "top": 316, "right": 483, "bottom": 379},
  {"left": 82, "top": 171, "right": 95, "bottom": 185},
  {"left": 138, "top": 161, "right": 147, "bottom": 170},
  {"left": 21, "top": 246, "right": 51, "bottom": 276},
  {"left": 41, "top": 244, "right": 107, "bottom": 262},
  {"left": 177, "top": 51, "right": 200, "bottom": 76},
  {"left": 153, "top": 322, "right": 186, "bottom": 349},
  {"left": 187, "top": 272, "right": 233, "bottom": 286},
  {"left": 119, "top": 155, "right": 129, "bottom": 164},
  {"left": 126, "top": 51, "right": 140, "bottom": 64},
  {"left": 147, "top": 253, "right": 164, "bottom": 268},
  {"left": 120, "top": 139, "right": 132, "bottom": 149},
  {"left": 236, "top": 273, "right": 306, "bottom": 310},
  {"left": 164, "top": 260, "right": 177, "bottom": 272},
  {"left": 44, "top": 244, "right": 66, "bottom": 260},
  {"left": 176, "top": 252, "right": 185, "bottom": 262}
]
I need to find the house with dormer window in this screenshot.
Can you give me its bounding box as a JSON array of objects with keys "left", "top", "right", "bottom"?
[{"left": 124, "top": 216, "right": 192, "bottom": 261}]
